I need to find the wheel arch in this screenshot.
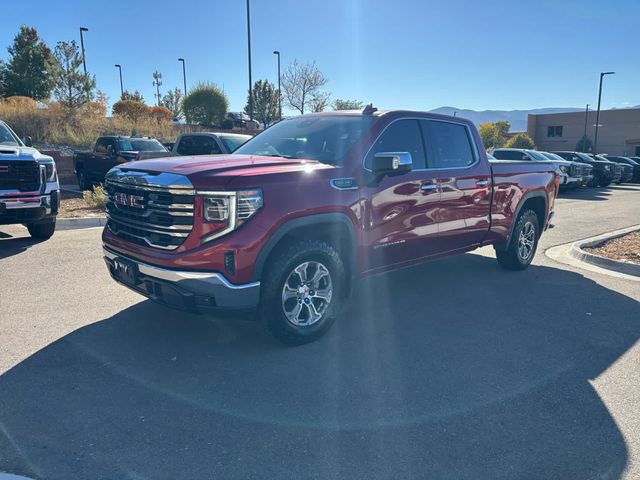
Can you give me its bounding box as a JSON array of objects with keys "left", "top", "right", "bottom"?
[
  {"left": 502, "top": 190, "right": 548, "bottom": 250},
  {"left": 253, "top": 212, "right": 357, "bottom": 287}
]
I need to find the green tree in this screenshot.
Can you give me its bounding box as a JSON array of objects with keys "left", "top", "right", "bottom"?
[
  {"left": 281, "top": 59, "right": 328, "bottom": 115},
  {"left": 504, "top": 132, "right": 536, "bottom": 149},
  {"left": 479, "top": 120, "right": 512, "bottom": 150},
  {"left": 182, "top": 82, "right": 228, "bottom": 126},
  {"left": 244, "top": 80, "right": 279, "bottom": 128},
  {"left": 333, "top": 99, "right": 364, "bottom": 110},
  {"left": 0, "top": 60, "right": 8, "bottom": 97},
  {"left": 121, "top": 90, "right": 145, "bottom": 103},
  {"left": 310, "top": 91, "right": 331, "bottom": 112},
  {"left": 52, "top": 40, "right": 96, "bottom": 109},
  {"left": 576, "top": 135, "right": 593, "bottom": 153},
  {"left": 161, "top": 87, "right": 183, "bottom": 120},
  {"left": 5, "top": 26, "right": 56, "bottom": 100}
]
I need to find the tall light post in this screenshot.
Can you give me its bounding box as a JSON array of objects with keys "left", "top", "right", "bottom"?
[
  {"left": 79, "top": 27, "right": 89, "bottom": 75},
  {"left": 594, "top": 71, "right": 615, "bottom": 154},
  {"left": 114, "top": 64, "right": 124, "bottom": 97},
  {"left": 273, "top": 50, "right": 281, "bottom": 120},
  {"left": 152, "top": 71, "right": 163, "bottom": 106},
  {"left": 582, "top": 104, "right": 590, "bottom": 151},
  {"left": 178, "top": 58, "right": 187, "bottom": 95},
  {"left": 246, "top": 0, "right": 253, "bottom": 122}
]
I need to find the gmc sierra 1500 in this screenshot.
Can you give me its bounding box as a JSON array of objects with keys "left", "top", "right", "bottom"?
[{"left": 102, "top": 108, "right": 558, "bottom": 344}]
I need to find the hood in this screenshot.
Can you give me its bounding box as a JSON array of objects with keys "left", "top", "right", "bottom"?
[
  {"left": 119, "top": 154, "right": 335, "bottom": 189},
  {"left": 0, "top": 145, "right": 54, "bottom": 163}
]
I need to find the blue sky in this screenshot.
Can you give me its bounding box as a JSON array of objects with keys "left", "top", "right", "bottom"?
[{"left": 1, "top": 0, "right": 637, "bottom": 114}]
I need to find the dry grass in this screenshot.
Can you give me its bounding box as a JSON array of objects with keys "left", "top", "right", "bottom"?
[
  {"left": 584, "top": 231, "right": 640, "bottom": 264},
  {"left": 0, "top": 97, "right": 209, "bottom": 148},
  {"left": 82, "top": 185, "right": 108, "bottom": 209},
  {"left": 59, "top": 190, "right": 105, "bottom": 218}
]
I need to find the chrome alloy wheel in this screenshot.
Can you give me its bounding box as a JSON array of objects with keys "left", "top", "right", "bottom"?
[
  {"left": 518, "top": 221, "right": 536, "bottom": 261},
  {"left": 281, "top": 261, "right": 333, "bottom": 327}
]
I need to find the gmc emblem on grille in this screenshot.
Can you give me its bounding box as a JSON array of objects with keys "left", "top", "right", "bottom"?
[
  {"left": 0, "top": 166, "right": 9, "bottom": 173},
  {"left": 113, "top": 192, "right": 144, "bottom": 208}
]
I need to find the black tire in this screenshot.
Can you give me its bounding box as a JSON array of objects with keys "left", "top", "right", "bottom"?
[
  {"left": 77, "top": 169, "right": 92, "bottom": 190},
  {"left": 259, "top": 239, "right": 346, "bottom": 345},
  {"left": 495, "top": 209, "right": 539, "bottom": 271},
  {"left": 587, "top": 175, "right": 600, "bottom": 187},
  {"left": 27, "top": 219, "right": 56, "bottom": 240},
  {"left": 599, "top": 179, "right": 612, "bottom": 187}
]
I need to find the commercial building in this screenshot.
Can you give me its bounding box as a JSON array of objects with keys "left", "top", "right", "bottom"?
[{"left": 527, "top": 108, "right": 640, "bottom": 156}]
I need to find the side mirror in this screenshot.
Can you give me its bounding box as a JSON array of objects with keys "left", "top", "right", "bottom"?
[
  {"left": 372, "top": 152, "right": 413, "bottom": 176},
  {"left": 23, "top": 136, "right": 33, "bottom": 147}
]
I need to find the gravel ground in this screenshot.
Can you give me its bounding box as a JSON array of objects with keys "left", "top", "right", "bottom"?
[
  {"left": 585, "top": 231, "right": 640, "bottom": 264},
  {"left": 58, "top": 191, "right": 105, "bottom": 219}
]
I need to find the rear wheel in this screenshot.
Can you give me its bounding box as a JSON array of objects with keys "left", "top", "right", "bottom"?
[
  {"left": 495, "top": 209, "right": 539, "bottom": 271},
  {"left": 27, "top": 219, "right": 56, "bottom": 240},
  {"left": 259, "top": 239, "right": 346, "bottom": 345},
  {"left": 77, "top": 169, "right": 92, "bottom": 190}
]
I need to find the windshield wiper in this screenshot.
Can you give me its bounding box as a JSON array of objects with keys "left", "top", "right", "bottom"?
[{"left": 259, "top": 153, "right": 298, "bottom": 159}]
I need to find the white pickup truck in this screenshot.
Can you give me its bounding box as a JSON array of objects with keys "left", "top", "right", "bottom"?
[{"left": 0, "top": 120, "right": 59, "bottom": 239}]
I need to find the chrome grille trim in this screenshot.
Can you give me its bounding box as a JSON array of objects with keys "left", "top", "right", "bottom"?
[{"left": 105, "top": 168, "right": 195, "bottom": 250}]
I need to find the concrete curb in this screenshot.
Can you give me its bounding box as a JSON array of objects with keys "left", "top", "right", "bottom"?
[
  {"left": 56, "top": 216, "right": 107, "bottom": 231},
  {"left": 568, "top": 225, "right": 640, "bottom": 277}
]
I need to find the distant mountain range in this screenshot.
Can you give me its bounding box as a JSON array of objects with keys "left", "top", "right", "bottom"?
[{"left": 427, "top": 107, "right": 587, "bottom": 132}]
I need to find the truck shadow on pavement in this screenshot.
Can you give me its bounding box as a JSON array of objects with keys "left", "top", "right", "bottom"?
[
  {"left": 0, "top": 235, "right": 41, "bottom": 260},
  {"left": 1, "top": 254, "right": 639, "bottom": 480}
]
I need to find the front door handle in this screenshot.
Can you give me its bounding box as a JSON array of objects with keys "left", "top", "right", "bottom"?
[
  {"left": 476, "top": 179, "right": 490, "bottom": 187},
  {"left": 421, "top": 183, "right": 438, "bottom": 191}
]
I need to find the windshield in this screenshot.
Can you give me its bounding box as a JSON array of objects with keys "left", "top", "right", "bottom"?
[
  {"left": 541, "top": 152, "right": 564, "bottom": 161},
  {"left": 119, "top": 138, "right": 166, "bottom": 152},
  {"left": 0, "top": 122, "right": 21, "bottom": 146},
  {"left": 219, "top": 134, "right": 250, "bottom": 152},
  {"left": 575, "top": 152, "right": 594, "bottom": 162},
  {"left": 234, "top": 115, "right": 377, "bottom": 165},
  {"left": 527, "top": 150, "right": 549, "bottom": 161}
]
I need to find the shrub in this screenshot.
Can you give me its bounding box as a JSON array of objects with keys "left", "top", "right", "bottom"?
[
  {"left": 504, "top": 132, "right": 535, "bottom": 149},
  {"left": 112, "top": 100, "right": 148, "bottom": 122},
  {"left": 182, "top": 82, "right": 228, "bottom": 127},
  {"left": 149, "top": 105, "right": 173, "bottom": 124},
  {"left": 83, "top": 185, "right": 107, "bottom": 209}
]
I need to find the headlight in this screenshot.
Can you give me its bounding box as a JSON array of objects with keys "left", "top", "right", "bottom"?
[
  {"left": 201, "top": 189, "right": 263, "bottom": 243},
  {"left": 40, "top": 161, "right": 57, "bottom": 182},
  {"left": 559, "top": 165, "right": 569, "bottom": 173},
  {"left": 604, "top": 165, "right": 610, "bottom": 170}
]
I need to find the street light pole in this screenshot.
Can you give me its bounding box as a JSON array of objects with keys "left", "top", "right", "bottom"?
[
  {"left": 273, "top": 50, "right": 281, "bottom": 120},
  {"left": 114, "top": 64, "right": 123, "bottom": 97},
  {"left": 178, "top": 58, "right": 187, "bottom": 95},
  {"left": 593, "top": 71, "right": 615, "bottom": 155},
  {"left": 79, "top": 27, "right": 89, "bottom": 75},
  {"left": 246, "top": 0, "right": 253, "bottom": 123},
  {"left": 582, "top": 104, "right": 590, "bottom": 151}
]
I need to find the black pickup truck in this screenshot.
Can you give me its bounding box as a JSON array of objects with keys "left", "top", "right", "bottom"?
[{"left": 74, "top": 136, "right": 168, "bottom": 189}]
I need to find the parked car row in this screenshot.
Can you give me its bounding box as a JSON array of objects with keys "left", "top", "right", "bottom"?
[
  {"left": 74, "top": 132, "right": 252, "bottom": 188},
  {"left": 490, "top": 148, "right": 640, "bottom": 189}
]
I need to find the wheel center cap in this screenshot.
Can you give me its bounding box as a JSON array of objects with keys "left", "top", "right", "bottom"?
[{"left": 298, "top": 285, "right": 310, "bottom": 298}]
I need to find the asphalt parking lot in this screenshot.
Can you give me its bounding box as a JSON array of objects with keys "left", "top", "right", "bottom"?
[{"left": 1, "top": 185, "right": 639, "bottom": 480}]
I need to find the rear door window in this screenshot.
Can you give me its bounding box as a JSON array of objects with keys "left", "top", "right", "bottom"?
[{"left": 421, "top": 120, "right": 476, "bottom": 168}]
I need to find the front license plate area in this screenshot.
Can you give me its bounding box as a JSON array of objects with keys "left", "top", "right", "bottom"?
[{"left": 113, "top": 257, "right": 139, "bottom": 286}]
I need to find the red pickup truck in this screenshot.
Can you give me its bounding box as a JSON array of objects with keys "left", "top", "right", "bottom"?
[{"left": 102, "top": 108, "right": 558, "bottom": 344}]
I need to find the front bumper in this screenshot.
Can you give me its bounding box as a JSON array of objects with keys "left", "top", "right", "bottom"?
[
  {"left": 0, "top": 191, "right": 59, "bottom": 225},
  {"left": 103, "top": 245, "right": 260, "bottom": 313},
  {"left": 560, "top": 176, "right": 582, "bottom": 188}
]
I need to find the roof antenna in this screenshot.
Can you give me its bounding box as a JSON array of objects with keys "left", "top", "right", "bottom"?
[{"left": 362, "top": 103, "right": 377, "bottom": 115}]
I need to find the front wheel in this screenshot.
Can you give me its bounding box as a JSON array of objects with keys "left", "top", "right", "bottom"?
[
  {"left": 259, "top": 239, "right": 346, "bottom": 345},
  {"left": 27, "top": 219, "right": 56, "bottom": 240},
  {"left": 599, "top": 179, "right": 612, "bottom": 187},
  {"left": 495, "top": 209, "right": 539, "bottom": 271},
  {"left": 77, "top": 170, "right": 92, "bottom": 190}
]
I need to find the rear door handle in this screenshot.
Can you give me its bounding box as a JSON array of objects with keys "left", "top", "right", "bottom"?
[
  {"left": 476, "top": 180, "right": 490, "bottom": 186},
  {"left": 421, "top": 183, "right": 438, "bottom": 191}
]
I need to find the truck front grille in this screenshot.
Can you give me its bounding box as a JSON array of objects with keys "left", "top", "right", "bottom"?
[
  {"left": 0, "top": 160, "right": 41, "bottom": 192},
  {"left": 105, "top": 175, "right": 195, "bottom": 250}
]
